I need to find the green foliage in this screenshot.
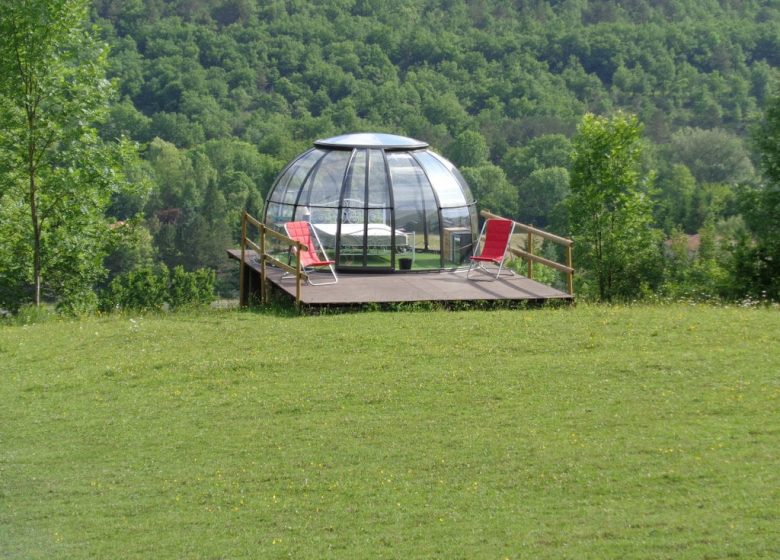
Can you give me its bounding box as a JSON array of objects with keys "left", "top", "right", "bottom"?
[
  {"left": 654, "top": 163, "right": 697, "bottom": 233},
  {"left": 103, "top": 218, "right": 157, "bottom": 282},
  {"left": 444, "top": 129, "right": 489, "bottom": 168},
  {"left": 2, "top": 305, "right": 779, "bottom": 557},
  {"left": 460, "top": 163, "right": 516, "bottom": 218},
  {"left": 168, "top": 265, "right": 216, "bottom": 310},
  {"left": 669, "top": 127, "right": 754, "bottom": 185},
  {"left": 102, "top": 264, "right": 170, "bottom": 312},
  {"left": 661, "top": 220, "right": 733, "bottom": 301},
  {"left": 734, "top": 88, "right": 780, "bottom": 300},
  {"left": 140, "top": 136, "right": 280, "bottom": 289},
  {"left": 568, "top": 112, "right": 662, "bottom": 301},
  {"left": 0, "top": 199, "right": 28, "bottom": 312},
  {"left": 502, "top": 134, "right": 572, "bottom": 186},
  {"left": 1, "top": 303, "right": 56, "bottom": 326},
  {"left": 506, "top": 241, "right": 562, "bottom": 288},
  {"left": 518, "top": 167, "right": 570, "bottom": 228},
  {"left": 0, "top": 0, "right": 139, "bottom": 309},
  {"left": 100, "top": 264, "right": 215, "bottom": 312},
  {"left": 2, "top": 1, "right": 778, "bottom": 304},
  {"left": 755, "top": 89, "right": 780, "bottom": 187}
]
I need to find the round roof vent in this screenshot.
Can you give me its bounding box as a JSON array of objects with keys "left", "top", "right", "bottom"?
[{"left": 314, "top": 133, "right": 429, "bottom": 150}]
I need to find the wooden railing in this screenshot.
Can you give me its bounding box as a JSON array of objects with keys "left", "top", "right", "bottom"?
[
  {"left": 240, "top": 211, "right": 309, "bottom": 307},
  {"left": 480, "top": 210, "right": 574, "bottom": 295}
]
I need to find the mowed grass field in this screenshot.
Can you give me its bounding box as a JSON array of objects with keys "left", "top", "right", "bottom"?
[{"left": 1, "top": 304, "right": 778, "bottom": 559}]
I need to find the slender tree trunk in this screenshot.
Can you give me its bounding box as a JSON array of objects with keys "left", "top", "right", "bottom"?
[
  {"left": 596, "top": 220, "right": 606, "bottom": 301},
  {"left": 32, "top": 202, "right": 41, "bottom": 306},
  {"left": 27, "top": 107, "right": 41, "bottom": 306}
]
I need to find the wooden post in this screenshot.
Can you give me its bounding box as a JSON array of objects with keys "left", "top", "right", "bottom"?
[
  {"left": 239, "top": 211, "right": 247, "bottom": 307},
  {"left": 566, "top": 244, "right": 574, "bottom": 296},
  {"left": 260, "top": 224, "right": 267, "bottom": 304},
  {"left": 295, "top": 244, "right": 302, "bottom": 309},
  {"left": 527, "top": 231, "right": 534, "bottom": 280}
]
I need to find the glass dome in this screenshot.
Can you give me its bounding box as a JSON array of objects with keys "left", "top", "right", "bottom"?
[{"left": 263, "top": 133, "right": 478, "bottom": 272}]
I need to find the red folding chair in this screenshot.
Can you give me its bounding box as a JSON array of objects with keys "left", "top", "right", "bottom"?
[
  {"left": 284, "top": 221, "right": 338, "bottom": 285},
  {"left": 466, "top": 218, "right": 516, "bottom": 279}
]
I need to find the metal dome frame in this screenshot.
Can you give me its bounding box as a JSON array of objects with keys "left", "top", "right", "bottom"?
[{"left": 262, "top": 133, "right": 478, "bottom": 272}]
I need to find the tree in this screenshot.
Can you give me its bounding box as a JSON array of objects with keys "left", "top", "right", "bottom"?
[
  {"left": 501, "top": 134, "right": 572, "bottom": 186},
  {"left": 567, "top": 112, "right": 662, "bottom": 301},
  {"left": 0, "top": 0, "right": 135, "bottom": 310},
  {"left": 654, "top": 163, "right": 696, "bottom": 233},
  {"left": 734, "top": 89, "right": 780, "bottom": 300},
  {"left": 669, "top": 127, "right": 754, "bottom": 186},
  {"left": 445, "top": 130, "right": 489, "bottom": 168},
  {"left": 518, "top": 167, "right": 570, "bottom": 228},
  {"left": 461, "top": 163, "right": 516, "bottom": 219}
]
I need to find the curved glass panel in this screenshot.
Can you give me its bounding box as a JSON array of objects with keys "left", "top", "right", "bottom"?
[
  {"left": 262, "top": 135, "right": 477, "bottom": 272},
  {"left": 428, "top": 151, "right": 475, "bottom": 205},
  {"left": 441, "top": 206, "right": 472, "bottom": 228},
  {"left": 388, "top": 153, "right": 434, "bottom": 230},
  {"left": 302, "top": 150, "right": 351, "bottom": 209},
  {"left": 342, "top": 149, "right": 365, "bottom": 209},
  {"left": 267, "top": 149, "right": 325, "bottom": 204},
  {"left": 413, "top": 151, "right": 468, "bottom": 208},
  {"left": 388, "top": 152, "right": 439, "bottom": 262},
  {"left": 367, "top": 149, "right": 390, "bottom": 210},
  {"left": 264, "top": 201, "right": 295, "bottom": 232}
]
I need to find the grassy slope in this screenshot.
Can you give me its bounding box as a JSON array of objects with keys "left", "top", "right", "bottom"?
[{"left": 1, "top": 305, "right": 778, "bottom": 559}]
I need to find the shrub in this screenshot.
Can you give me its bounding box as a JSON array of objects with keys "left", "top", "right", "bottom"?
[
  {"left": 168, "top": 266, "right": 216, "bottom": 310},
  {"left": 101, "top": 265, "right": 169, "bottom": 312},
  {"left": 56, "top": 288, "right": 100, "bottom": 317},
  {"left": 100, "top": 264, "right": 216, "bottom": 312}
]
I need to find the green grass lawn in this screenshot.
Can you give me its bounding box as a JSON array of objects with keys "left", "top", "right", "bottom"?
[{"left": 1, "top": 304, "right": 778, "bottom": 558}]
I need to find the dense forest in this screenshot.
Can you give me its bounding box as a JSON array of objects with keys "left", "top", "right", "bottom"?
[{"left": 1, "top": 0, "right": 779, "bottom": 311}]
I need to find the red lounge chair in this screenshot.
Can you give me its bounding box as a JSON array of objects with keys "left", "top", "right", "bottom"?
[
  {"left": 466, "top": 218, "right": 516, "bottom": 280},
  {"left": 284, "top": 221, "right": 338, "bottom": 285}
]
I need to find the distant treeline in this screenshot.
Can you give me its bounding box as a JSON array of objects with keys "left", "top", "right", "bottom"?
[
  {"left": 87, "top": 0, "right": 779, "bottom": 300},
  {"left": 3, "top": 1, "right": 778, "bottom": 312}
]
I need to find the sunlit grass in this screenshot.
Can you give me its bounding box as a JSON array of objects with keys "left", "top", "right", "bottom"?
[{"left": 1, "top": 304, "right": 778, "bottom": 558}]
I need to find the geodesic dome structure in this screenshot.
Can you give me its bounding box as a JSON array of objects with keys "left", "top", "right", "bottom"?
[{"left": 262, "top": 133, "right": 478, "bottom": 272}]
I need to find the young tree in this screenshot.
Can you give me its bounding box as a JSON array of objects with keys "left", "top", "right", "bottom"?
[
  {"left": 567, "top": 112, "right": 662, "bottom": 301},
  {"left": 0, "top": 0, "right": 133, "bottom": 310},
  {"left": 735, "top": 89, "right": 780, "bottom": 300}
]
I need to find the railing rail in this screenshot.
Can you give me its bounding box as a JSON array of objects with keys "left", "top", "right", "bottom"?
[
  {"left": 240, "top": 211, "right": 309, "bottom": 307},
  {"left": 480, "top": 210, "right": 574, "bottom": 295}
]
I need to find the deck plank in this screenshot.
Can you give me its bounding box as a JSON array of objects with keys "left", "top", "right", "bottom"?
[{"left": 228, "top": 249, "right": 572, "bottom": 306}]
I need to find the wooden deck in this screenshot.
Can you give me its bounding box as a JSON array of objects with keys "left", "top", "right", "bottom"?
[{"left": 228, "top": 249, "right": 573, "bottom": 307}]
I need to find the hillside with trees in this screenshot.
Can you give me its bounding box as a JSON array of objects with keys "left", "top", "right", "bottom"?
[{"left": 2, "top": 0, "right": 779, "bottom": 311}]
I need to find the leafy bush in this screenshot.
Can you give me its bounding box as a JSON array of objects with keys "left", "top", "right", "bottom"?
[
  {"left": 101, "top": 265, "right": 169, "bottom": 312},
  {"left": 56, "top": 288, "right": 100, "bottom": 317},
  {"left": 168, "top": 266, "right": 216, "bottom": 310},
  {"left": 100, "top": 264, "right": 215, "bottom": 312}
]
